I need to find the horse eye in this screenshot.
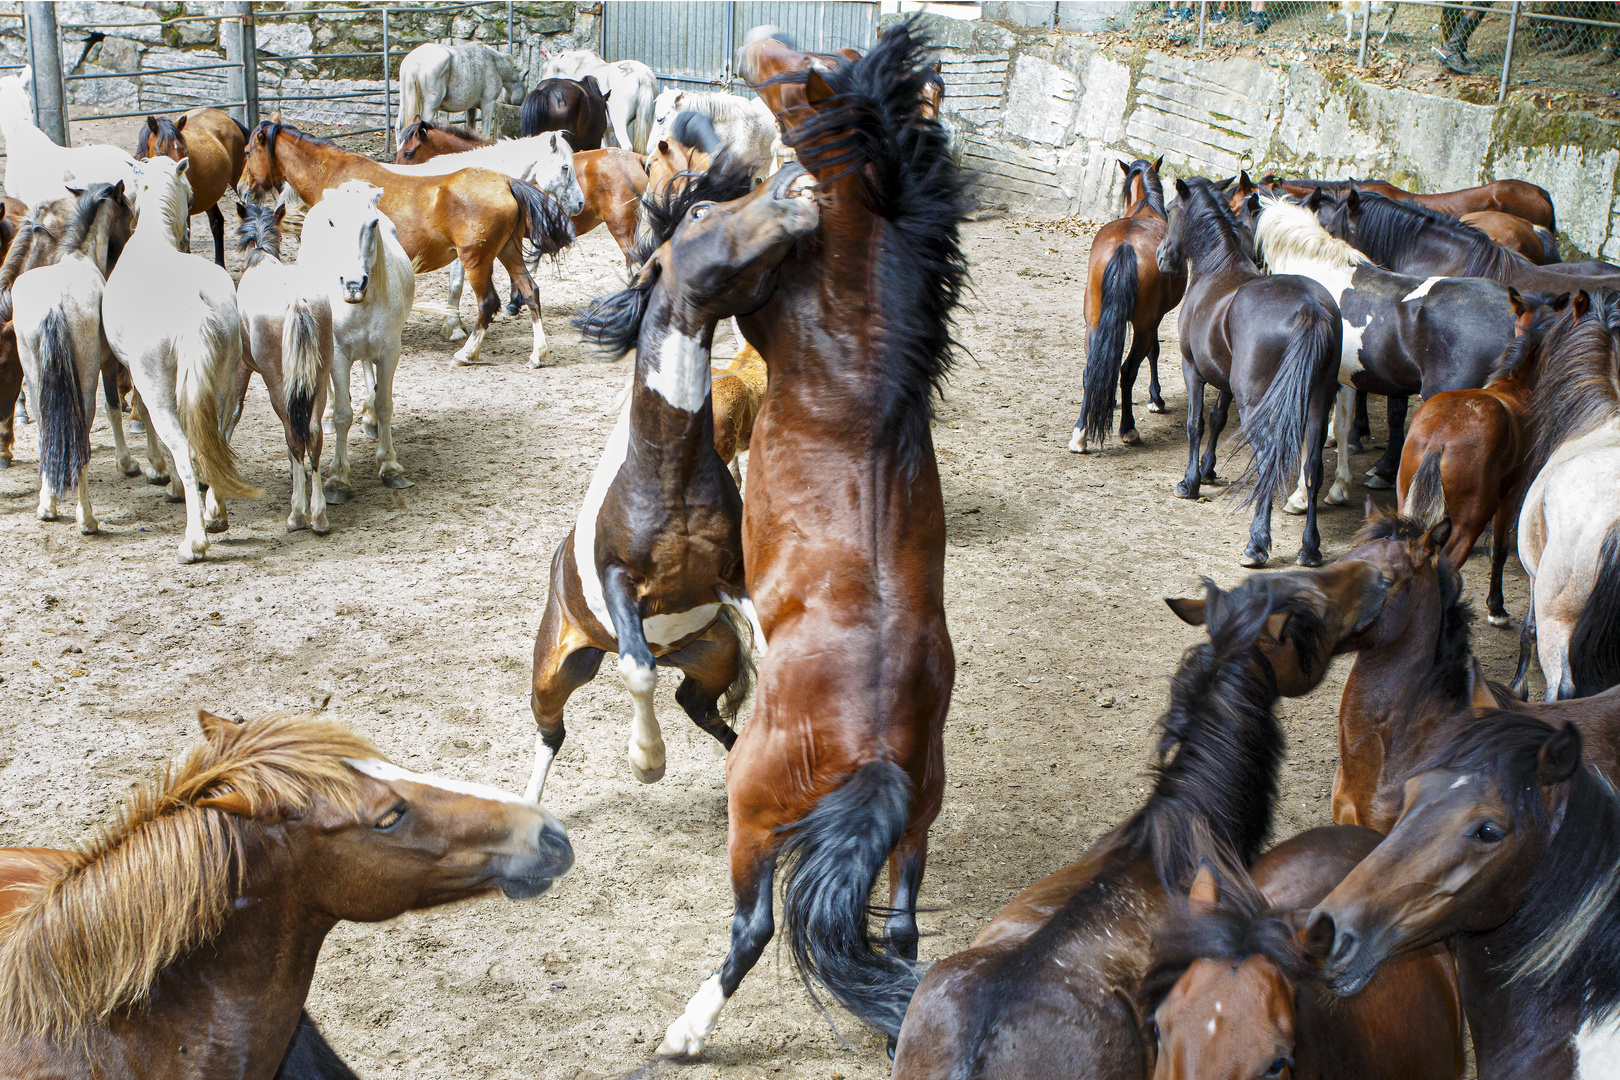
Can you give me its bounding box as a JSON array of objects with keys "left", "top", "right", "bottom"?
[
  {"left": 1264, "top": 1056, "right": 1293, "bottom": 1078},
  {"left": 375, "top": 805, "right": 406, "bottom": 831},
  {"left": 691, "top": 205, "right": 711, "bottom": 220},
  {"left": 1473, "top": 821, "right": 1504, "bottom": 843}
]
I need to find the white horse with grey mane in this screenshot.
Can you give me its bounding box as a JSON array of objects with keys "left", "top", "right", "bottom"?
[
  {"left": 396, "top": 42, "right": 525, "bottom": 145},
  {"left": 647, "top": 89, "right": 781, "bottom": 182},
  {"left": 0, "top": 68, "right": 139, "bottom": 209},
  {"left": 539, "top": 49, "right": 657, "bottom": 153}
]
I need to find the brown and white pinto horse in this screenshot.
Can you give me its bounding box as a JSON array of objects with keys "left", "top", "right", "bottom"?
[
  {"left": 1073, "top": 156, "right": 1185, "bottom": 452},
  {"left": 524, "top": 159, "right": 817, "bottom": 802},
  {"left": 240, "top": 121, "right": 573, "bottom": 367},
  {"left": 132, "top": 108, "right": 248, "bottom": 267},
  {"left": 657, "top": 25, "right": 966, "bottom": 1057},
  {"left": 0, "top": 710, "right": 571, "bottom": 1080}
]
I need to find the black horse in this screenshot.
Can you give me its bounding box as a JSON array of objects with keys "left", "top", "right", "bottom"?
[{"left": 520, "top": 76, "right": 608, "bottom": 149}]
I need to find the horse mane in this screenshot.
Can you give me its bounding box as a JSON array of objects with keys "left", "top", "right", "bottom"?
[
  {"left": 774, "top": 19, "right": 970, "bottom": 473},
  {"left": 236, "top": 201, "right": 282, "bottom": 267},
  {"left": 0, "top": 714, "right": 379, "bottom": 1042},
  {"left": 1487, "top": 299, "right": 1565, "bottom": 383},
  {"left": 133, "top": 114, "right": 183, "bottom": 159},
  {"left": 1348, "top": 192, "right": 1518, "bottom": 279},
  {"left": 1523, "top": 289, "right": 1620, "bottom": 488},
  {"left": 407, "top": 118, "right": 486, "bottom": 145},
  {"left": 1255, "top": 193, "right": 1368, "bottom": 272},
  {"left": 573, "top": 155, "right": 758, "bottom": 357},
  {"left": 1174, "top": 177, "right": 1258, "bottom": 276},
  {"left": 1121, "top": 159, "right": 1165, "bottom": 217},
  {"left": 1429, "top": 712, "right": 1620, "bottom": 1022}
]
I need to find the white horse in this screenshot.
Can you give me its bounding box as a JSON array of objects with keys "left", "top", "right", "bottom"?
[
  {"left": 297, "top": 182, "right": 415, "bottom": 501},
  {"left": 231, "top": 201, "right": 334, "bottom": 535},
  {"left": 0, "top": 68, "right": 140, "bottom": 209},
  {"left": 102, "top": 156, "right": 260, "bottom": 563},
  {"left": 539, "top": 49, "right": 656, "bottom": 153},
  {"left": 12, "top": 182, "right": 134, "bottom": 533},
  {"left": 396, "top": 43, "right": 525, "bottom": 145},
  {"left": 647, "top": 89, "right": 780, "bottom": 181}
]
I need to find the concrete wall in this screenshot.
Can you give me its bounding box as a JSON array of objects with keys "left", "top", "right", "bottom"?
[{"left": 904, "top": 12, "right": 1620, "bottom": 259}]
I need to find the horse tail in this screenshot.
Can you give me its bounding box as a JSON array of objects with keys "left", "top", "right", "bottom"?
[
  {"left": 275, "top": 1010, "right": 361, "bottom": 1080},
  {"left": 715, "top": 604, "right": 755, "bottom": 725},
  {"left": 1078, "top": 242, "right": 1137, "bottom": 448},
  {"left": 628, "top": 70, "right": 655, "bottom": 153},
  {"left": 177, "top": 311, "right": 261, "bottom": 500},
  {"left": 1534, "top": 225, "right": 1561, "bottom": 264},
  {"left": 1235, "top": 296, "right": 1338, "bottom": 510},
  {"left": 508, "top": 178, "right": 575, "bottom": 270},
  {"left": 282, "top": 297, "right": 321, "bottom": 458},
  {"left": 230, "top": 114, "right": 249, "bottom": 140},
  {"left": 1569, "top": 519, "right": 1620, "bottom": 698},
  {"left": 519, "top": 90, "right": 542, "bottom": 138},
  {"left": 36, "top": 308, "right": 88, "bottom": 495},
  {"left": 397, "top": 68, "right": 424, "bottom": 142},
  {"left": 778, "top": 760, "right": 918, "bottom": 1040},
  {"left": 1537, "top": 183, "right": 1557, "bottom": 235},
  {"left": 1405, "top": 446, "right": 1448, "bottom": 530}
]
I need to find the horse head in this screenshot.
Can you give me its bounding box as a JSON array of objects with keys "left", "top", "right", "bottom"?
[{"left": 308, "top": 182, "right": 385, "bottom": 304}]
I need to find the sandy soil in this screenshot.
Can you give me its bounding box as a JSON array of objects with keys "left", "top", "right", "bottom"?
[{"left": 0, "top": 199, "right": 1537, "bottom": 1079}]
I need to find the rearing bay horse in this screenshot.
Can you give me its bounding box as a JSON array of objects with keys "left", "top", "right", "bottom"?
[
  {"left": 1073, "top": 156, "right": 1185, "bottom": 453},
  {"left": 657, "top": 24, "right": 966, "bottom": 1057}
]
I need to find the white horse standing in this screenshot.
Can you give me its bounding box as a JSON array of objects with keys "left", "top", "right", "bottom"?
[
  {"left": 297, "top": 182, "right": 415, "bottom": 501},
  {"left": 540, "top": 49, "right": 656, "bottom": 153},
  {"left": 647, "top": 89, "right": 781, "bottom": 181},
  {"left": 396, "top": 43, "right": 525, "bottom": 145},
  {"left": 0, "top": 68, "right": 140, "bottom": 209},
  {"left": 12, "top": 182, "right": 134, "bottom": 533},
  {"left": 102, "top": 156, "right": 260, "bottom": 564},
  {"left": 231, "top": 201, "right": 334, "bottom": 535}
]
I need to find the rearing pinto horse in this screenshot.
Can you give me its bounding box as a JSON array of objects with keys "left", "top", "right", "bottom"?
[
  {"left": 1072, "top": 156, "right": 1185, "bottom": 453},
  {"left": 657, "top": 24, "right": 967, "bottom": 1057}
]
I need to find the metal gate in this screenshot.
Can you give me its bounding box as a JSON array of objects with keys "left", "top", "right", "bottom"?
[{"left": 601, "top": 1, "right": 880, "bottom": 93}]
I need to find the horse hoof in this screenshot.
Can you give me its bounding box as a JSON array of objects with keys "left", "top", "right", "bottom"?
[
  {"left": 1067, "top": 429, "right": 1088, "bottom": 453},
  {"left": 129, "top": 420, "right": 144, "bottom": 434},
  {"left": 1365, "top": 474, "right": 1394, "bottom": 490},
  {"left": 1174, "top": 481, "right": 1200, "bottom": 500},
  {"left": 505, "top": 301, "right": 524, "bottom": 317},
  {"left": 445, "top": 326, "right": 468, "bottom": 343},
  {"left": 1325, "top": 487, "right": 1349, "bottom": 505},
  {"left": 1240, "top": 548, "right": 1269, "bottom": 568},
  {"left": 529, "top": 348, "right": 550, "bottom": 369},
  {"left": 1488, "top": 612, "right": 1511, "bottom": 628},
  {"left": 323, "top": 484, "right": 350, "bottom": 504},
  {"left": 0, "top": 455, "right": 10, "bottom": 470},
  {"left": 312, "top": 516, "right": 331, "bottom": 536},
  {"left": 1121, "top": 428, "right": 1141, "bottom": 446},
  {"left": 37, "top": 509, "right": 58, "bottom": 523},
  {"left": 380, "top": 472, "right": 413, "bottom": 489},
  {"left": 1282, "top": 499, "right": 1307, "bottom": 516},
  {"left": 1347, "top": 441, "right": 1364, "bottom": 455},
  {"left": 630, "top": 759, "right": 666, "bottom": 784},
  {"left": 79, "top": 521, "right": 99, "bottom": 536},
  {"left": 164, "top": 489, "right": 185, "bottom": 504},
  {"left": 177, "top": 542, "right": 208, "bottom": 565},
  {"left": 1148, "top": 401, "right": 1168, "bottom": 414},
  {"left": 119, "top": 461, "right": 141, "bottom": 477},
  {"left": 145, "top": 471, "right": 169, "bottom": 486},
  {"left": 363, "top": 423, "right": 378, "bottom": 441},
  {"left": 287, "top": 516, "right": 310, "bottom": 533},
  {"left": 1296, "top": 550, "right": 1325, "bottom": 568},
  {"left": 1325, "top": 435, "right": 1337, "bottom": 449},
  {"left": 1201, "top": 474, "right": 1227, "bottom": 487},
  {"left": 204, "top": 518, "right": 229, "bottom": 535}
]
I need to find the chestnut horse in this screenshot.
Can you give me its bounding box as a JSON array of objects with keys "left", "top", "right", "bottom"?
[
  {"left": 1073, "top": 156, "right": 1185, "bottom": 453},
  {"left": 1264, "top": 174, "right": 1558, "bottom": 232},
  {"left": 0, "top": 709, "right": 572, "bottom": 1080},
  {"left": 1142, "top": 827, "right": 1463, "bottom": 1080},
  {"left": 1308, "top": 715, "right": 1619, "bottom": 1080},
  {"left": 1462, "top": 209, "right": 1560, "bottom": 265},
  {"left": 894, "top": 563, "right": 1394, "bottom": 1078},
  {"left": 240, "top": 121, "right": 573, "bottom": 368},
  {"left": 712, "top": 343, "right": 767, "bottom": 483},
  {"left": 656, "top": 25, "right": 966, "bottom": 1058},
  {"left": 133, "top": 108, "right": 248, "bottom": 267}
]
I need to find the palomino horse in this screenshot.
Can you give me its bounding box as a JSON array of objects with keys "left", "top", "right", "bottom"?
[
  {"left": 1517, "top": 289, "right": 1620, "bottom": 699},
  {"left": 1397, "top": 291, "right": 1565, "bottom": 625},
  {"left": 1461, "top": 209, "right": 1560, "bottom": 265},
  {"left": 894, "top": 563, "right": 1393, "bottom": 1078},
  {"left": 648, "top": 90, "right": 781, "bottom": 181},
  {"left": 1142, "top": 827, "right": 1463, "bottom": 1080},
  {"left": 133, "top": 109, "right": 248, "bottom": 266},
  {"left": 240, "top": 121, "right": 572, "bottom": 368},
  {"left": 1265, "top": 173, "right": 1559, "bottom": 231},
  {"left": 12, "top": 182, "right": 134, "bottom": 535},
  {"left": 1156, "top": 176, "right": 1343, "bottom": 567},
  {"left": 0, "top": 709, "right": 572, "bottom": 1080},
  {"left": 230, "top": 201, "right": 333, "bottom": 535},
  {"left": 1308, "top": 716, "right": 1618, "bottom": 1080},
  {"left": 0, "top": 68, "right": 138, "bottom": 209},
  {"left": 521, "top": 77, "right": 608, "bottom": 149},
  {"left": 395, "top": 41, "right": 524, "bottom": 144},
  {"left": 525, "top": 159, "right": 816, "bottom": 801},
  {"left": 656, "top": 26, "right": 965, "bottom": 1057},
  {"left": 1073, "top": 156, "right": 1184, "bottom": 453},
  {"left": 102, "top": 156, "right": 261, "bottom": 563},
  {"left": 539, "top": 49, "right": 658, "bottom": 153},
  {"left": 712, "top": 343, "right": 767, "bottom": 485},
  {"left": 297, "top": 182, "right": 415, "bottom": 500}
]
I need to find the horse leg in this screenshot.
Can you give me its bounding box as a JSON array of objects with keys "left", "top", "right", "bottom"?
[
  {"left": 1487, "top": 508, "right": 1512, "bottom": 627},
  {"left": 1327, "top": 384, "right": 1353, "bottom": 504},
  {"left": 372, "top": 350, "right": 408, "bottom": 488},
  {"left": 1293, "top": 387, "right": 1330, "bottom": 567},
  {"left": 1118, "top": 334, "right": 1148, "bottom": 446},
  {"left": 442, "top": 260, "right": 469, "bottom": 343},
  {"left": 133, "top": 392, "right": 171, "bottom": 487},
  {"left": 71, "top": 356, "right": 100, "bottom": 535},
  {"left": 1198, "top": 389, "right": 1231, "bottom": 486},
  {"left": 498, "top": 242, "right": 549, "bottom": 369},
  {"left": 450, "top": 255, "right": 498, "bottom": 367},
  {"left": 359, "top": 358, "right": 378, "bottom": 439},
  {"left": 664, "top": 620, "right": 745, "bottom": 751},
  {"left": 0, "top": 337, "right": 18, "bottom": 469},
  {"left": 528, "top": 604, "right": 604, "bottom": 801},
  {"left": 1243, "top": 498, "right": 1275, "bottom": 568},
  {"left": 102, "top": 360, "right": 138, "bottom": 476},
  {"left": 1351, "top": 389, "right": 1370, "bottom": 452},
  {"left": 207, "top": 204, "right": 226, "bottom": 268},
  {"left": 143, "top": 402, "right": 210, "bottom": 562},
  {"left": 1366, "top": 395, "right": 1407, "bottom": 488},
  {"left": 324, "top": 350, "right": 355, "bottom": 502},
  {"left": 885, "top": 826, "right": 930, "bottom": 965},
  {"left": 1174, "top": 359, "right": 1206, "bottom": 499},
  {"left": 601, "top": 564, "right": 665, "bottom": 783},
  {"left": 1146, "top": 336, "right": 1167, "bottom": 413},
  {"left": 1511, "top": 603, "right": 1538, "bottom": 700}
]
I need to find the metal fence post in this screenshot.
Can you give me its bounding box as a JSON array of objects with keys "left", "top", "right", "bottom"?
[
  {"left": 507, "top": 0, "right": 514, "bottom": 54},
  {"left": 23, "top": 2, "right": 67, "bottom": 146},
  {"left": 1358, "top": 3, "right": 1370, "bottom": 66},
  {"left": 1498, "top": 1, "right": 1521, "bottom": 104},
  {"left": 237, "top": 1, "right": 258, "bottom": 126},
  {"left": 1197, "top": 0, "right": 1207, "bottom": 49},
  {"left": 382, "top": 6, "right": 393, "bottom": 154}
]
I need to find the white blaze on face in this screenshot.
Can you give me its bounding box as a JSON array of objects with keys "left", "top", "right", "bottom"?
[
  {"left": 646, "top": 331, "right": 710, "bottom": 412},
  {"left": 346, "top": 758, "right": 544, "bottom": 810}
]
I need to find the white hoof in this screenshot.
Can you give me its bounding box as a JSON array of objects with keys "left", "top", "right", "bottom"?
[
  {"left": 1283, "top": 495, "right": 1308, "bottom": 516},
  {"left": 1325, "top": 483, "right": 1349, "bottom": 505},
  {"left": 1067, "top": 428, "right": 1086, "bottom": 453},
  {"left": 443, "top": 321, "right": 467, "bottom": 343},
  {"left": 78, "top": 518, "right": 99, "bottom": 536},
  {"left": 311, "top": 512, "right": 330, "bottom": 536},
  {"left": 1488, "top": 612, "right": 1511, "bottom": 628},
  {"left": 629, "top": 741, "right": 666, "bottom": 783},
  {"left": 529, "top": 347, "right": 549, "bottom": 369},
  {"left": 177, "top": 538, "right": 208, "bottom": 564},
  {"left": 288, "top": 513, "right": 310, "bottom": 533},
  {"left": 1121, "top": 428, "right": 1141, "bottom": 446}
]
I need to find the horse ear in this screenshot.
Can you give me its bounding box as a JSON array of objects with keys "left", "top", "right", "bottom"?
[
  {"left": 1189, "top": 861, "right": 1220, "bottom": 907},
  {"left": 1552, "top": 292, "right": 1572, "bottom": 312},
  {"left": 195, "top": 789, "right": 256, "bottom": 818},
  {"left": 1345, "top": 188, "right": 1360, "bottom": 209},
  {"left": 1165, "top": 596, "right": 1206, "bottom": 626},
  {"left": 236, "top": 201, "right": 250, "bottom": 221},
  {"left": 273, "top": 203, "right": 288, "bottom": 224},
  {"left": 1573, "top": 290, "right": 1591, "bottom": 320},
  {"left": 1507, "top": 286, "right": 1528, "bottom": 316},
  {"left": 1118, "top": 159, "right": 1131, "bottom": 177},
  {"left": 146, "top": 114, "right": 160, "bottom": 134},
  {"left": 1364, "top": 493, "right": 1387, "bottom": 524},
  {"left": 1307, "top": 189, "right": 1325, "bottom": 211},
  {"left": 270, "top": 108, "right": 283, "bottom": 124},
  {"left": 1175, "top": 178, "right": 1190, "bottom": 198},
  {"left": 1152, "top": 156, "right": 1163, "bottom": 173},
  {"left": 174, "top": 113, "right": 187, "bottom": 132},
  {"left": 1213, "top": 176, "right": 1233, "bottom": 192},
  {"left": 1537, "top": 722, "right": 1583, "bottom": 786},
  {"left": 1246, "top": 193, "right": 1261, "bottom": 217},
  {"left": 1424, "top": 516, "right": 1452, "bottom": 557},
  {"left": 1238, "top": 169, "right": 1254, "bottom": 194},
  {"left": 175, "top": 157, "right": 190, "bottom": 177},
  {"left": 198, "top": 708, "right": 243, "bottom": 743},
  {"left": 805, "top": 68, "right": 835, "bottom": 105}
]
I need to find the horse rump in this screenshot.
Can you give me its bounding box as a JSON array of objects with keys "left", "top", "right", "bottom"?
[
  {"left": 36, "top": 308, "right": 88, "bottom": 495},
  {"left": 508, "top": 179, "right": 575, "bottom": 269},
  {"left": 777, "top": 759, "right": 918, "bottom": 1040},
  {"left": 1534, "top": 225, "right": 1562, "bottom": 265},
  {"left": 282, "top": 297, "right": 322, "bottom": 458},
  {"left": 274, "top": 1010, "right": 360, "bottom": 1080},
  {"left": 1569, "top": 519, "right": 1620, "bottom": 698},
  {"left": 1234, "top": 297, "right": 1339, "bottom": 509},
  {"left": 1078, "top": 242, "right": 1138, "bottom": 448}
]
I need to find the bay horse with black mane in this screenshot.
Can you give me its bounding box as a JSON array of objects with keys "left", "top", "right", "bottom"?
[
  {"left": 521, "top": 76, "right": 608, "bottom": 149},
  {"left": 1157, "top": 176, "right": 1343, "bottom": 567},
  {"left": 1072, "top": 156, "right": 1184, "bottom": 453},
  {"left": 523, "top": 156, "right": 817, "bottom": 802},
  {"left": 1264, "top": 173, "right": 1559, "bottom": 232},
  {"left": 655, "top": 23, "right": 966, "bottom": 1058},
  {"left": 133, "top": 108, "right": 247, "bottom": 267}
]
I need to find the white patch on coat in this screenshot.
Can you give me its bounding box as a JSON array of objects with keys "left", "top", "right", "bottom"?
[
  {"left": 1449, "top": 775, "right": 1472, "bottom": 789},
  {"left": 573, "top": 398, "right": 634, "bottom": 634},
  {"left": 1402, "top": 277, "right": 1444, "bottom": 302},
  {"left": 347, "top": 758, "right": 546, "bottom": 811},
  {"left": 646, "top": 332, "right": 710, "bottom": 412},
  {"left": 644, "top": 604, "right": 721, "bottom": 647},
  {"left": 1340, "top": 316, "right": 1368, "bottom": 383},
  {"left": 1577, "top": 1015, "right": 1620, "bottom": 1079}
]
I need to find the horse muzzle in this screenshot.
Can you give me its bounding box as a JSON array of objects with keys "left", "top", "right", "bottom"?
[
  {"left": 769, "top": 165, "right": 820, "bottom": 237},
  {"left": 340, "top": 276, "right": 369, "bottom": 304},
  {"left": 496, "top": 808, "right": 574, "bottom": 900}
]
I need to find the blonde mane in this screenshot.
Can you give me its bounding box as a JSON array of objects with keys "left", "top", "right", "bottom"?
[
  {"left": 1254, "top": 192, "right": 1369, "bottom": 273},
  {"left": 0, "top": 713, "right": 380, "bottom": 1042}
]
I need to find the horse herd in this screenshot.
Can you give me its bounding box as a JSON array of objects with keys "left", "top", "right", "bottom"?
[{"left": 0, "top": 18, "right": 1617, "bottom": 1080}]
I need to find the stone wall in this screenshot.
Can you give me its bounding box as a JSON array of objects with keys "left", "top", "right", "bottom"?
[{"left": 900, "top": 12, "right": 1620, "bottom": 260}]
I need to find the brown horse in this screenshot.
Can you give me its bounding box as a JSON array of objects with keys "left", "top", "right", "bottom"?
[
  {"left": 1397, "top": 290, "right": 1566, "bottom": 626},
  {"left": 240, "top": 120, "right": 573, "bottom": 367},
  {"left": 894, "top": 561, "right": 1394, "bottom": 1078},
  {"left": 133, "top": 108, "right": 247, "bottom": 267},
  {"left": 656, "top": 25, "right": 966, "bottom": 1058},
  {"left": 0, "top": 709, "right": 571, "bottom": 1080},
  {"left": 711, "top": 342, "right": 767, "bottom": 482},
  {"left": 1263, "top": 175, "right": 1558, "bottom": 232},
  {"left": 1142, "top": 827, "right": 1463, "bottom": 1080},
  {"left": 1462, "top": 209, "right": 1559, "bottom": 264},
  {"left": 520, "top": 76, "right": 608, "bottom": 149},
  {"left": 1074, "top": 156, "right": 1185, "bottom": 452}
]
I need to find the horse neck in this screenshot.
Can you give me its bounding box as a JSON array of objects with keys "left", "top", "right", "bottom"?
[
  {"left": 79, "top": 202, "right": 122, "bottom": 276},
  {"left": 276, "top": 133, "right": 363, "bottom": 205},
  {"left": 628, "top": 285, "right": 718, "bottom": 465}
]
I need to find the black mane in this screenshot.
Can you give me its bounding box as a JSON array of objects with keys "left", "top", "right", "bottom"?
[
  {"left": 1523, "top": 289, "right": 1620, "bottom": 491},
  {"left": 134, "top": 114, "right": 184, "bottom": 159},
  {"left": 1122, "top": 159, "right": 1166, "bottom": 217},
  {"left": 236, "top": 201, "right": 282, "bottom": 267},
  {"left": 774, "top": 19, "right": 971, "bottom": 473},
  {"left": 1347, "top": 192, "right": 1520, "bottom": 279},
  {"left": 401, "top": 117, "right": 486, "bottom": 146},
  {"left": 1172, "top": 176, "right": 1258, "bottom": 275},
  {"left": 1487, "top": 296, "right": 1565, "bottom": 383}
]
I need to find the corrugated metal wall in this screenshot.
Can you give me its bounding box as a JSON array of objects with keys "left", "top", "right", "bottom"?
[{"left": 602, "top": 1, "right": 879, "bottom": 93}]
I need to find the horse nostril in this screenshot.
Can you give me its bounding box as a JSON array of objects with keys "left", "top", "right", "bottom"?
[{"left": 1331, "top": 928, "right": 1358, "bottom": 965}]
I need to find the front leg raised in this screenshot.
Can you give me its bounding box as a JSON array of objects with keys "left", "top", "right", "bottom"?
[{"left": 602, "top": 564, "right": 664, "bottom": 783}]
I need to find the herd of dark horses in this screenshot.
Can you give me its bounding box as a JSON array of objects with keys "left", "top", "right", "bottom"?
[{"left": 3, "top": 19, "right": 1620, "bottom": 1080}]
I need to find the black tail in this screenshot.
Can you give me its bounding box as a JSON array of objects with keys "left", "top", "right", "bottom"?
[
  {"left": 37, "top": 308, "right": 88, "bottom": 495},
  {"left": 232, "top": 113, "right": 250, "bottom": 140},
  {"left": 274, "top": 1011, "right": 360, "bottom": 1080},
  {"left": 1078, "top": 242, "right": 1138, "bottom": 447},
  {"left": 1569, "top": 520, "right": 1620, "bottom": 698},
  {"left": 508, "top": 179, "right": 575, "bottom": 271},
  {"left": 1535, "top": 226, "right": 1562, "bottom": 265},
  {"left": 778, "top": 760, "right": 917, "bottom": 1040},
  {"left": 1234, "top": 297, "right": 1338, "bottom": 509},
  {"left": 1538, "top": 183, "right": 1557, "bottom": 236}
]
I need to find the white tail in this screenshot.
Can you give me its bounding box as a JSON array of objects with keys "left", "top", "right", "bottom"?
[
  {"left": 397, "top": 73, "right": 425, "bottom": 143},
  {"left": 282, "top": 297, "right": 321, "bottom": 457},
  {"left": 178, "top": 310, "right": 261, "bottom": 500}
]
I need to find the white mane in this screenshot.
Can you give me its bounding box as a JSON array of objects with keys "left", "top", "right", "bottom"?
[{"left": 1254, "top": 193, "right": 1369, "bottom": 275}]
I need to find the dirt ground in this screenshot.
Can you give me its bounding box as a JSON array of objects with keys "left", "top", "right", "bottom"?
[{"left": 0, "top": 187, "right": 1538, "bottom": 1079}]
